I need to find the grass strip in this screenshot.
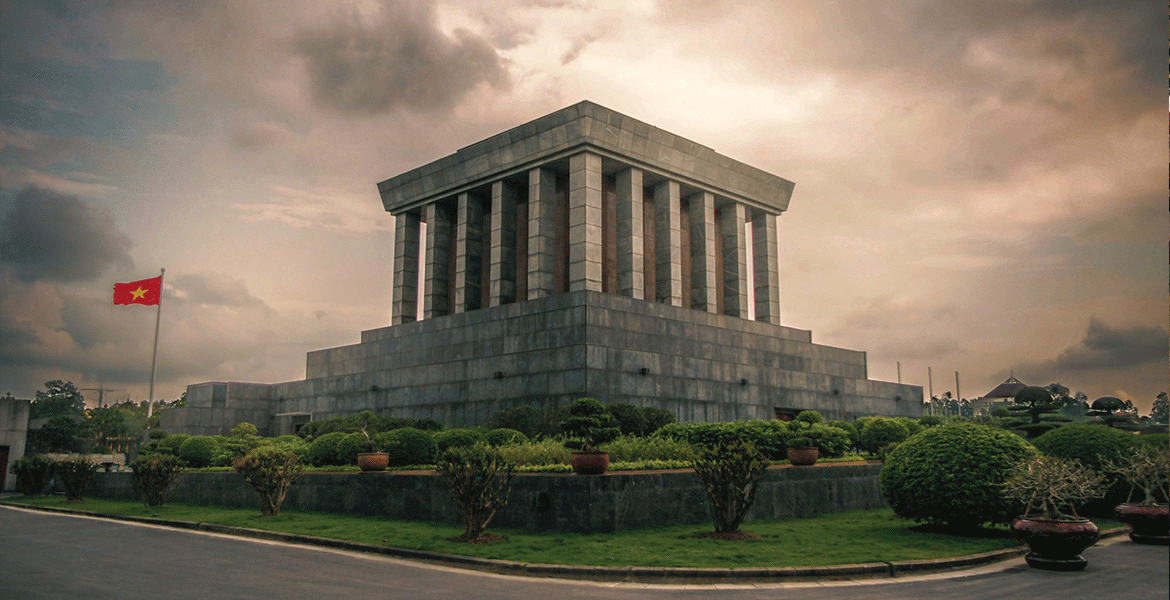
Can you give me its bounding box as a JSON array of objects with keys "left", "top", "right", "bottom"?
[{"left": 7, "top": 496, "right": 1119, "bottom": 569}]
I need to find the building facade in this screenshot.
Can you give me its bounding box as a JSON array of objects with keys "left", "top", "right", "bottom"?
[{"left": 162, "top": 101, "right": 922, "bottom": 436}]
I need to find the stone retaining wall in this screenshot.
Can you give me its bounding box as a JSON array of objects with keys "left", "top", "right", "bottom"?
[{"left": 87, "top": 462, "right": 884, "bottom": 533}]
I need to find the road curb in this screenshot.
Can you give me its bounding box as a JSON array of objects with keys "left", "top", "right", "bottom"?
[{"left": 0, "top": 500, "right": 1131, "bottom": 583}]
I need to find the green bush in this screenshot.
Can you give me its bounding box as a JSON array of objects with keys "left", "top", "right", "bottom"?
[
  {"left": 129, "top": 454, "right": 186, "bottom": 507},
  {"left": 307, "top": 431, "right": 350, "bottom": 466},
  {"left": 859, "top": 417, "right": 911, "bottom": 457},
  {"left": 483, "top": 428, "right": 530, "bottom": 447},
  {"left": 796, "top": 410, "right": 823, "bottom": 425},
  {"left": 496, "top": 438, "right": 572, "bottom": 466},
  {"left": 436, "top": 443, "right": 515, "bottom": 542},
  {"left": 692, "top": 442, "right": 770, "bottom": 533},
  {"left": 799, "top": 423, "right": 852, "bottom": 458},
  {"left": 377, "top": 427, "right": 438, "bottom": 466},
  {"left": 597, "top": 435, "right": 695, "bottom": 462},
  {"left": 9, "top": 455, "right": 55, "bottom": 496},
  {"left": 607, "top": 403, "right": 648, "bottom": 436},
  {"left": 148, "top": 429, "right": 168, "bottom": 440},
  {"left": 337, "top": 432, "right": 372, "bottom": 465},
  {"left": 641, "top": 407, "right": 676, "bottom": 435},
  {"left": 54, "top": 457, "right": 98, "bottom": 501},
  {"left": 488, "top": 405, "right": 568, "bottom": 439},
  {"left": 177, "top": 436, "right": 219, "bottom": 468},
  {"left": 268, "top": 435, "right": 310, "bottom": 463},
  {"left": 1033, "top": 423, "right": 1137, "bottom": 513},
  {"left": 824, "top": 420, "right": 859, "bottom": 447},
  {"left": 655, "top": 420, "right": 789, "bottom": 460},
  {"left": 434, "top": 428, "right": 485, "bottom": 453},
  {"left": 918, "top": 415, "right": 943, "bottom": 428},
  {"left": 880, "top": 422, "right": 1037, "bottom": 529},
  {"left": 157, "top": 433, "right": 190, "bottom": 456},
  {"left": 235, "top": 446, "right": 304, "bottom": 516},
  {"left": 895, "top": 417, "right": 923, "bottom": 437}
]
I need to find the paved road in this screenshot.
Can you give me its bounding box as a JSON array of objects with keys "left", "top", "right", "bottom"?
[{"left": 1, "top": 505, "right": 1166, "bottom": 600}]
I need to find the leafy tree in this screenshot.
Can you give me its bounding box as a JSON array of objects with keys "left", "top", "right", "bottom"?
[
  {"left": 436, "top": 443, "right": 515, "bottom": 542},
  {"left": 55, "top": 457, "right": 98, "bottom": 501},
  {"left": 30, "top": 380, "right": 86, "bottom": 418},
  {"left": 87, "top": 407, "right": 130, "bottom": 452},
  {"left": 129, "top": 454, "right": 186, "bottom": 507},
  {"left": 34, "top": 415, "right": 90, "bottom": 453},
  {"left": 692, "top": 441, "right": 770, "bottom": 534},
  {"left": 235, "top": 447, "right": 304, "bottom": 516},
  {"left": 1149, "top": 392, "right": 1168, "bottom": 424}
]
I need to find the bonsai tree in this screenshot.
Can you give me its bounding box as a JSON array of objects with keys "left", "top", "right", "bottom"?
[
  {"left": 1106, "top": 445, "right": 1170, "bottom": 506},
  {"left": 235, "top": 446, "right": 304, "bottom": 516},
  {"left": 692, "top": 441, "right": 770, "bottom": 535},
  {"left": 9, "top": 455, "right": 55, "bottom": 496},
  {"left": 559, "top": 398, "right": 620, "bottom": 452},
  {"left": 1003, "top": 456, "right": 1107, "bottom": 521},
  {"left": 436, "top": 443, "right": 515, "bottom": 542},
  {"left": 1004, "top": 386, "right": 1069, "bottom": 438}
]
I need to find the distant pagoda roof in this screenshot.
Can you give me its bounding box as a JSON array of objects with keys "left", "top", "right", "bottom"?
[{"left": 983, "top": 376, "right": 1027, "bottom": 399}]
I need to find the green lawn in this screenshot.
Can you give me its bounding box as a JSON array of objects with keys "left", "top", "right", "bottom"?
[{"left": 2, "top": 496, "right": 1122, "bottom": 568}]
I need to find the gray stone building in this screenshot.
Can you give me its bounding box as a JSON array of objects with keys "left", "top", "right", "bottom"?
[
  {"left": 162, "top": 101, "right": 922, "bottom": 436},
  {"left": 0, "top": 394, "right": 31, "bottom": 492}
]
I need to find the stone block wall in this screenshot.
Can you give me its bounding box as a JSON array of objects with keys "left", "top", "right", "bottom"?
[{"left": 85, "top": 462, "right": 885, "bottom": 533}]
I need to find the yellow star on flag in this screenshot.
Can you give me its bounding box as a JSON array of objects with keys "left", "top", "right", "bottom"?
[{"left": 130, "top": 287, "right": 148, "bottom": 300}]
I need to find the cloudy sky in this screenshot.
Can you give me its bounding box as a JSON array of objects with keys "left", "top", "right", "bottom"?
[{"left": 0, "top": 0, "right": 1165, "bottom": 412}]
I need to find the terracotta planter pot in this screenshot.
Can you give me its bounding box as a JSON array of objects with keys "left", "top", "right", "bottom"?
[
  {"left": 1115, "top": 503, "right": 1169, "bottom": 545},
  {"left": 1011, "top": 517, "right": 1100, "bottom": 571},
  {"left": 786, "top": 447, "right": 818, "bottom": 466},
  {"left": 356, "top": 452, "right": 389, "bottom": 472},
  {"left": 570, "top": 451, "right": 609, "bottom": 475}
]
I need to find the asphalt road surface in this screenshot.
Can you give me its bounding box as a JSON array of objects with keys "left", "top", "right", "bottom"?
[{"left": 1, "top": 505, "right": 1166, "bottom": 600}]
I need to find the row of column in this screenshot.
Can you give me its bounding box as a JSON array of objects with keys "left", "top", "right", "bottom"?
[{"left": 391, "top": 151, "right": 782, "bottom": 325}]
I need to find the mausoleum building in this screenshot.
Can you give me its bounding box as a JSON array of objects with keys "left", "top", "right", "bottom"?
[{"left": 162, "top": 101, "right": 923, "bottom": 436}]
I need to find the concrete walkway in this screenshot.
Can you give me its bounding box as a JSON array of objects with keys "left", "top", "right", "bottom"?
[{"left": 1, "top": 504, "right": 1166, "bottom": 600}]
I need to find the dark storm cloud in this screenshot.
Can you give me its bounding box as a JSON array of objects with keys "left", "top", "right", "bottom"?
[
  {"left": 293, "top": 1, "right": 510, "bottom": 114},
  {"left": 0, "top": 186, "right": 133, "bottom": 282},
  {"left": 1049, "top": 318, "right": 1169, "bottom": 371},
  {"left": 1020, "top": 318, "right": 1170, "bottom": 380}
]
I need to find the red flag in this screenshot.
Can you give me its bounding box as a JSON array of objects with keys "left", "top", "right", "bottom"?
[{"left": 113, "top": 276, "right": 162, "bottom": 306}]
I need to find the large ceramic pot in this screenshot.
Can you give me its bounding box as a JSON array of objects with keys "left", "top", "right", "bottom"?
[
  {"left": 570, "top": 451, "right": 609, "bottom": 475},
  {"left": 786, "top": 447, "right": 818, "bottom": 466},
  {"left": 1115, "top": 503, "right": 1169, "bottom": 545},
  {"left": 1011, "top": 517, "right": 1100, "bottom": 571},
  {"left": 356, "top": 452, "right": 390, "bottom": 472}
]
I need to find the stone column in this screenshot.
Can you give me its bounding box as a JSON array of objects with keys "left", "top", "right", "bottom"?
[
  {"left": 688, "top": 191, "right": 717, "bottom": 312},
  {"left": 568, "top": 152, "right": 603, "bottom": 292},
  {"left": 391, "top": 210, "right": 421, "bottom": 324},
  {"left": 654, "top": 180, "right": 682, "bottom": 306},
  {"left": 423, "top": 201, "right": 452, "bottom": 319},
  {"left": 453, "top": 192, "right": 484, "bottom": 313},
  {"left": 489, "top": 180, "right": 519, "bottom": 306},
  {"left": 721, "top": 202, "right": 749, "bottom": 317},
  {"left": 615, "top": 168, "right": 644, "bottom": 299},
  {"left": 527, "top": 167, "right": 557, "bottom": 300},
  {"left": 752, "top": 209, "right": 781, "bottom": 323}
]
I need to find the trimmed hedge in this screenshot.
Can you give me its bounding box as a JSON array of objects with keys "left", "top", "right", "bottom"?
[
  {"left": 434, "top": 428, "right": 484, "bottom": 452},
  {"left": 880, "top": 422, "right": 1037, "bottom": 529},
  {"left": 1032, "top": 423, "right": 1137, "bottom": 514},
  {"left": 177, "top": 436, "right": 219, "bottom": 468},
  {"left": 376, "top": 427, "right": 438, "bottom": 466},
  {"left": 483, "top": 428, "right": 529, "bottom": 447},
  {"left": 307, "top": 431, "right": 349, "bottom": 466}
]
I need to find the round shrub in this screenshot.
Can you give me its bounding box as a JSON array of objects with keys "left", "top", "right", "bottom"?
[
  {"left": 377, "top": 427, "right": 438, "bottom": 466},
  {"left": 918, "top": 415, "right": 943, "bottom": 428},
  {"left": 177, "top": 435, "right": 219, "bottom": 468},
  {"left": 434, "top": 428, "right": 484, "bottom": 452},
  {"left": 798, "top": 423, "right": 852, "bottom": 458},
  {"left": 269, "top": 435, "right": 310, "bottom": 463},
  {"left": 796, "top": 410, "right": 823, "bottom": 425},
  {"left": 484, "top": 428, "right": 529, "bottom": 447},
  {"left": 157, "top": 433, "right": 190, "bottom": 456},
  {"left": 1033, "top": 423, "right": 1138, "bottom": 513},
  {"left": 641, "top": 407, "right": 676, "bottom": 435},
  {"left": 336, "top": 432, "right": 372, "bottom": 465},
  {"left": 880, "top": 422, "right": 1037, "bottom": 529},
  {"left": 307, "top": 431, "right": 349, "bottom": 466},
  {"left": 148, "top": 429, "right": 168, "bottom": 440},
  {"left": 859, "top": 417, "right": 911, "bottom": 455},
  {"left": 607, "top": 403, "right": 648, "bottom": 436},
  {"left": 895, "top": 417, "right": 923, "bottom": 437},
  {"left": 824, "top": 420, "right": 859, "bottom": 447}
]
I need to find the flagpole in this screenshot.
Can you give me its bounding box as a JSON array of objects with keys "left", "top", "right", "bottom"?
[{"left": 144, "top": 267, "right": 164, "bottom": 442}]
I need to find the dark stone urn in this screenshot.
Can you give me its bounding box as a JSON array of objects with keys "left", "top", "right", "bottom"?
[
  {"left": 1011, "top": 517, "right": 1100, "bottom": 571},
  {"left": 1114, "top": 504, "right": 1169, "bottom": 545}
]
